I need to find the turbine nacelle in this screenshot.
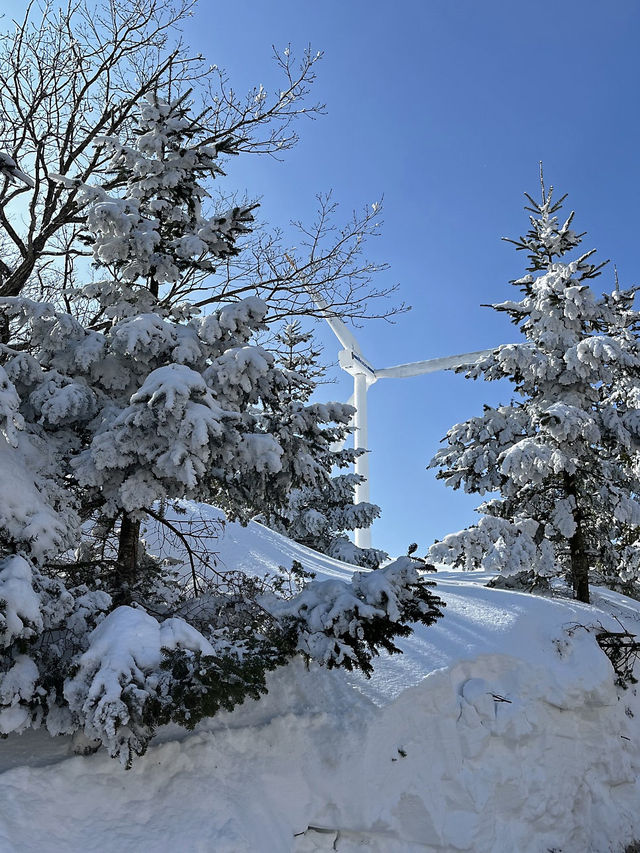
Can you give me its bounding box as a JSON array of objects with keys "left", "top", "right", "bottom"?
[
  {"left": 286, "top": 255, "right": 505, "bottom": 551},
  {"left": 338, "top": 348, "right": 377, "bottom": 383}
]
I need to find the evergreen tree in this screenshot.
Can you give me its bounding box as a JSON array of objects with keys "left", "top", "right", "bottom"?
[
  {"left": 0, "top": 94, "right": 443, "bottom": 764},
  {"left": 429, "top": 177, "right": 640, "bottom": 603},
  {"left": 266, "top": 319, "right": 388, "bottom": 567},
  {"left": 272, "top": 320, "right": 325, "bottom": 401},
  {"left": 274, "top": 473, "right": 388, "bottom": 568},
  {"left": 38, "top": 92, "right": 363, "bottom": 589}
]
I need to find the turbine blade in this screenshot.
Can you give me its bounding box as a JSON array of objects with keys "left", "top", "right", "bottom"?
[
  {"left": 284, "top": 254, "right": 364, "bottom": 355},
  {"left": 375, "top": 348, "right": 496, "bottom": 379},
  {"left": 324, "top": 312, "right": 364, "bottom": 355}
]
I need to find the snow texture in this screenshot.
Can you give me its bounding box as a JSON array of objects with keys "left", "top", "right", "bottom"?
[
  {"left": 65, "top": 606, "right": 215, "bottom": 754},
  {"left": 0, "top": 508, "right": 639, "bottom": 852},
  {"left": 0, "top": 438, "right": 71, "bottom": 562}
]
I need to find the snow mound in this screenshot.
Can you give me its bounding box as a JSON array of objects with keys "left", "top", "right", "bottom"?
[{"left": 1, "top": 507, "right": 640, "bottom": 852}]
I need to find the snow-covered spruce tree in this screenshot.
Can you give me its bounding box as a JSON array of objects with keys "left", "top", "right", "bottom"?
[
  {"left": 270, "top": 475, "right": 388, "bottom": 568},
  {"left": 429, "top": 179, "right": 640, "bottom": 604},
  {"left": 271, "top": 320, "right": 326, "bottom": 401},
  {"left": 263, "top": 320, "right": 388, "bottom": 567},
  {"left": 0, "top": 95, "right": 443, "bottom": 765}
]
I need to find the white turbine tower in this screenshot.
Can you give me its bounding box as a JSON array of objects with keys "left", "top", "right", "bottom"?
[
  {"left": 285, "top": 255, "right": 496, "bottom": 548},
  {"left": 319, "top": 308, "right": 494, "bottom": 548},
  {"left": 285, "top": 258, "right": 498, "bottom": 550}
]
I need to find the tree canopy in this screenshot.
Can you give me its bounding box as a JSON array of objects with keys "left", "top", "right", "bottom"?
[{"left": 429, "top": 177, "right": 640, "bottom": 603}]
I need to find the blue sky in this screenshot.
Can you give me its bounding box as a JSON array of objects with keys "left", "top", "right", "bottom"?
[
  {"left": 6, "top": 0, "right": 640, "bottom": 557},
  {"left": 183, "top": 1, "right": 640, "bottom": 557}
]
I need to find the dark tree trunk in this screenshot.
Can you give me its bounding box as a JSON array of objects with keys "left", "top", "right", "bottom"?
[
  {"left": 568, "top": 519, "right": 590, "bottom": 604},
  {"left": 565, "top": 473, "right": 590, "bottom": 604},
  {"left": 0, "top": 236, "right": 47, "bottom": 299},
  {"left": 116, "top": 512, "right": 140, "bottom": 600},
  {"left": 0, "top": 313, "right": 9, "bottom": 347},
  {"left": 0, "top": 259, "right": 35, "bottom": 298}
]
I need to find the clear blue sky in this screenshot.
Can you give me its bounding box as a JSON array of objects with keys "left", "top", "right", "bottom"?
[
  {"left": 183, "top": 1, "right": 640, "bottom": 557},
  {"left": 6, "top": 0, "right": 640, "bottom": 557}
]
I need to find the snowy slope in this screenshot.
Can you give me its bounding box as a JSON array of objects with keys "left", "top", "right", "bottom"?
[{"left": 1, "top": 508, "right": 640, "bottom": 852}]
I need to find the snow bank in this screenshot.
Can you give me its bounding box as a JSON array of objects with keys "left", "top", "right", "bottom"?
[
  {"left": 64, "top": 606, "right": 216, "bottom": 755},
  {"left": 1, "top": 508, "right": 639, "bottom": 852}
]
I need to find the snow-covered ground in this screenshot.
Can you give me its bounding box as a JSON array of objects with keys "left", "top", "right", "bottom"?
[{"left": 1, "top": 509, "right": 639, "bottom": 852}]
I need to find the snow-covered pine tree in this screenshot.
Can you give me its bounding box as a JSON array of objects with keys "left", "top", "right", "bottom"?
[
  {"left": 273, "top": 475, "right": 388, "bottom": 568},
  {"left": 272, "top": 319, "right": 325, "bottom": 401},
  {"left": 45, "top": 92, "right": 367, "bottom": 591},
  {"left": 429, "top": 177, "right": 640, "bottom": 603},
  {"left": 265, "top": 319, "right": 388, "bottom": 567},
  {"left": 0, "top": 93, "right": 444, "bottom": 764}
]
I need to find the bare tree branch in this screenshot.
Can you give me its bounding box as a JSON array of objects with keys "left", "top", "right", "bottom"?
[{"left": 0, "top": 0, "right": 405, "bottom": 328}]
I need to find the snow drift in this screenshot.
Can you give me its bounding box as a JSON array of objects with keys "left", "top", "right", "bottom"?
[{"left": 1, "top": 508, "right": 639, "bottom": 852}]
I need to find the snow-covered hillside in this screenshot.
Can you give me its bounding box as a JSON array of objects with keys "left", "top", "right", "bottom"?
[{"left": 1, "top": 509, "right": 639, "bottom": 852}]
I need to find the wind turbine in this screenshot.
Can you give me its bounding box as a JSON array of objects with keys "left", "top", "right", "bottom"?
[
  {"left": 285, "top": 258, "right": 498, "bottom": 549},
  {"left": 314, "top": 301, "right": 495, "bottom": 548}
]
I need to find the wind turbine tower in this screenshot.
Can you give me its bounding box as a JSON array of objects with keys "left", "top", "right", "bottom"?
[
  {"left": 310, "top": 298, "right": 496, "bottom": 549},
  {"left": 287, "top": 259, "right": 498, "bottom": 550}
]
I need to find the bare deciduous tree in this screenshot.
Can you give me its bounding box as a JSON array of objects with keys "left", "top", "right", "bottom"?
[{"left": 0, "top": 0, "right": 404, "bottom": 323}]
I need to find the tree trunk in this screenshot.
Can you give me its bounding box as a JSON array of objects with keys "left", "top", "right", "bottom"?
[
  {"left": 568, "top": 518, "right": 590, "bottom": 604},
  {"left": 0, "top": 237, "right": 46, "bottom": 299},
  {"left": 116, "top": 512, "right": 140, "bottom": 600},
  {"left": 0, "top": 259, "right": 35, "bottom": 298},
  {"left": 565, "top": 474, "right": 590, "bottom": 604}
]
